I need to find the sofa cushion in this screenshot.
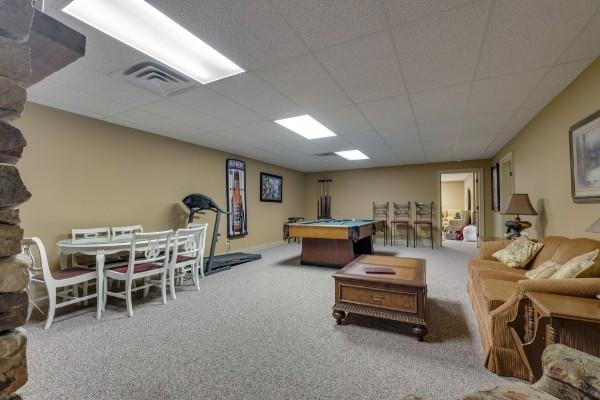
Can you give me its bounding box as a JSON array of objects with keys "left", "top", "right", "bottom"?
[
  {"left": 550, "top": 249, "right": 599, "bottom": 279},
  {"left": 525, "top": 261, "right": 560, "bottom": 280},
  {"left": 531, "top": 236, "right": 569, "bottom": 268},
  {"left": 478, "top": 278, "right": 516, "bottom": 312},
  {"left": 469, "top": 259, "right": 526, "bottom": 275},
  {"left": 493, "top": 237, "right": 544, "bottom": 268},
  {"left": 459, "top": 382, "right": 557, "bottom": 400}
]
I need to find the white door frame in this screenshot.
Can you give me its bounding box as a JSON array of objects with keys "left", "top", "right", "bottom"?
[{"left": 436, "top": 168, "right": 485, "bottom": 247}]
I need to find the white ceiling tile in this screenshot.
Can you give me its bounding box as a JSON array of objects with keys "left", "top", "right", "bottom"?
[
  {"left": 147, "top": 0, "right": 308, "bottom": 70},
  {"left": 27, "top": 98, "right": 105, "bottom": 121},
  {"left": 418, "top": 120, "right": 462, "bottom": 142},
  {"left": 410, "top": 84, "right": 471, "bottom": 124},
  {"left": 484, "top": 130, "right": 519, "bottom": 156},
  {"left": 255, "top": 54, "right": 351, "bottom": 112},
  {"left": 378, "top": 126, "right": 421, "bottom": 146},
  {"left": 170, "top": 87, "right": 266, "bottom": 127},
  {"left": 316, "top": 31, "right": 407, "bottom": 103},
  {"left": 390, "top": 145, "right": 427, "bottom": 165},
  {"left": 357, "top": 95, "right": 415, "bottom": 130},
  {"left": 467, "top": 68, "right": 548, "bottom": 116},
  {"left": 383, "top": 0, "right": 475, "bottom": 26},
  {"left": 312, "top": 105, "right": 373, "bottom": 135},
  {"left": 239, "top": 122, "right": 307, "bottom": 145},
  {"left": 476, "top": 0, "right": 599, "bottom": 79},
  {"left": 208, "top": 73, "right": 304, "bottom": 119},
  {"left": 461, "top": 112, "right": 513, "bottom": 137},
  {"left": 288, "top": 141, "right": 328, "bottom": 155},
  {"left": 272, "top": 0, "right": 388, "bottom": 50},
  {"left": 422, "top": 139, "right": 456, "bottom": 162},
  {"left": 106, "top": 110, "right": 201, "bottom": 139},
  {"left": 392, "top": 1, "right": 492, "bottom": 92},
  {"left": 524, "top": 59, "right": 594, "bottom": 108},
  {"left": 27, "top": 79, "right": 132, "bottom": 117},
  {"left": 139, "top": 100, "right": 231, "bottom": 133},
  {"left": 560, "top": 11, "right": 600, "bottom": 62},
  {"left": 456, "top": 133, "right": 496, "bottom": 152},
  {"left": 343, "top": 131, "right": 388, "bottom": 148},
  {"left": 504, "top": 107, "right": 543, "bottom": 132},
  {"left": 310, "top": 136, "right": 354, "bottom": 152}
]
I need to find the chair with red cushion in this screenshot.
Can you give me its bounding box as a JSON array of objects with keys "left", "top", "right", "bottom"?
[
  {"left": 390, "top": 202, "right": 411, "bottom": 246},
  {"left": 104, "top": 230, "right": 172, "bottom": 317},
  {"left": 165, "top": 225, "right": 207, "bottom": 300},
  {"left": 413, "top": 201, "right": 434, "bottom": 249},
  {"left": 24, "top": 237, "right": 99, "bottom": 329},
  {"left": 373, "top": 202, "right": 390, "bottom": 245}
]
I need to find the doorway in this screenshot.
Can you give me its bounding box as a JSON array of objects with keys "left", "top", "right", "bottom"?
[{"left": 437, "top": 168, "right": 484, "bottom": 248}]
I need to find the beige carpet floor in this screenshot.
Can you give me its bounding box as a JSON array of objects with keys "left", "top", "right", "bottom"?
[{"left": 20, "top": 240, "right": 506, "bottom": 399}]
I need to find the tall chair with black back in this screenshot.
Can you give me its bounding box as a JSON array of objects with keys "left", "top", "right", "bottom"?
[
  {"left": 391, "top": 202, "right": 411, "bottom": 246},
  {"left": 414, "top": 201, "right": 434, "bottom": 249},
  {"left": 372, "top": 202, "right": 389, "bottom": 246}
]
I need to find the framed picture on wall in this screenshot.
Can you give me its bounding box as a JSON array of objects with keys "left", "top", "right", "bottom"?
[
  {"left": 491, "top": 163, "right": 500, "bottom": 211},
  {"left": 570, "top": 110, "right": 600, "bottom": 203},
  {"left": 226, "top": 159, "right": 248, "bottom": 238},
  {"left": 260, "top": 172, "right": 282, "bottom": 203}
]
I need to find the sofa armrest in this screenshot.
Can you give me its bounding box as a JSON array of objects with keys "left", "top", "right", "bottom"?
[
  {"left": 478, "top": 239, "right": 511, "bottom": 260},
  {"left": 517, "top": 278, "right": 600, "bottom": 298},
  {"left": 533, "top": 344, "right": 600, "bottom": 399}
]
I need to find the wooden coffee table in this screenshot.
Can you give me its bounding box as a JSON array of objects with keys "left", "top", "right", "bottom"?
[{"left": 332, "top": 255, "right": 428, "bottom": 341}]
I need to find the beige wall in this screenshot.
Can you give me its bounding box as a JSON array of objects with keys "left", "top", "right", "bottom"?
[
  {"left": 441, "top": 181, "right": 465, "bottom": 213},
  {"left": 490, "top": 58, "right": 600, "bottom": 239},
  {"left": 14, "top": 103, "right": 305, "bottom": 264},
  {"left": 303, "top": 160, "right": 491, "bottom": 244}
]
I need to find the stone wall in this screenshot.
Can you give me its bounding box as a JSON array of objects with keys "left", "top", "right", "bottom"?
[{"left": 0, "top": 0, "right": 34, "bottom": 398}]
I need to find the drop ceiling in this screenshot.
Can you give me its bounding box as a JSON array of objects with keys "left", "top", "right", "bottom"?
[{"left": 28, "top": 0, "right": 600, "bottom": 172}]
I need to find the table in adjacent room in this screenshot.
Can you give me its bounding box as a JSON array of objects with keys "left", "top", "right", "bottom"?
[{"left": 283, "top": 219, "right": 384, "bottom": 267}]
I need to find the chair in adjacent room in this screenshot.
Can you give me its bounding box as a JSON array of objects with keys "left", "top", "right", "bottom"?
[
  {"left": 23, "top": 237, "right": 98, "bottom": 329},
  {"left": 104, "top": 230, "right": 172, "bottom": 317},
  {"left": 391, "top": 202, "right": 411, "bottom": 246},
  {"left": 167, "top": 225, "right": 207, "bottom": 300},
  {"left": 373, "top": 202, "right": 389, "bottom": 245},
  {"left": 414, "top": 201, "right": 434, "bottom": 249}
]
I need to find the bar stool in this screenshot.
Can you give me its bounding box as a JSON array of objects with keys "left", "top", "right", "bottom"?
[
  {"left": 391, "top": 202, "right": 411, "bottom": 246},
  {"left": 414, "top": 201, "right": 434, "bottom": 249},
  {"left": 373, "top": 202, "right": 389, "bottom": 245}
]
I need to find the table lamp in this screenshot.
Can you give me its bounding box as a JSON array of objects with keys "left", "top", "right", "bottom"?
[{"left": 501, "top": 193, "right": 538, "bottom": 238}]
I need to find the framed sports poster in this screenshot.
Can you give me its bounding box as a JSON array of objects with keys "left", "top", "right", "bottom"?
[
  {"left": 570, "top": 110, "right": 600, "bottom": 203},
  {"left": 226, "top": 159, "right": 248, "bottom": 237},
  {"left": 260, "top": 172, "right": 282, "bottom": 202}
]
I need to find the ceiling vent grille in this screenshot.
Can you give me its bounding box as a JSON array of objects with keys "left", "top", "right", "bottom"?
[
  {"left": 313, "top": 152, "right": 337, "bottom": 157},
  {"left": 112, "top": 61, "right": 197, "bottom": 97}
]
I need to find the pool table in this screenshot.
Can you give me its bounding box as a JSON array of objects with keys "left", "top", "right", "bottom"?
[{"left": 283, "top": 219, "right": 385, "bottom": 267}]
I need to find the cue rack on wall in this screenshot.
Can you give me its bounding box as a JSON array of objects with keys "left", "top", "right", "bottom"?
[{"left": 317, "top": 176, "right": 332, "bottom": 219}]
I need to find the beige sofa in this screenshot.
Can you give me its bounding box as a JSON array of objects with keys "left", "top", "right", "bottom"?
[{"left": 467, "top": 236, "right": 600, "bottom": 380}]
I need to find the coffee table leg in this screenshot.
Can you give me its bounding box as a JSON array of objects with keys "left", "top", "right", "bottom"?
[
  {"left": 413, "top": 325, "right": 427, "bottom": 341},
  {"left": 332, "top": 310, "right": 346, "bottom": 325}
]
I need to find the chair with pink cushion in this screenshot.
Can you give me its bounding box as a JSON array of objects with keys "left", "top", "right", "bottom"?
[
  {"left": 390, "top": 202, "right": 411, "bottom": 246},
  {"left": 24, "top": 237, "right": 99, "bottom": 329},
  {"left": 413, "top": 201, "right": 434, "bottom": 249},
  {"left": 103, "top": 230, "right": 172, "bottom": 317},
  {"left": 166, "top": 225, "right": 208, "bottom": 300}
]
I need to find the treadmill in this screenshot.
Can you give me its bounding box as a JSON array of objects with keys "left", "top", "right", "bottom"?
[{"left": 182, "top": 194, "right": 261, "bottom": 275}]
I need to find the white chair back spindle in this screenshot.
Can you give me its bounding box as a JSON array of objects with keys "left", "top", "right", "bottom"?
[
  {"left": 169, "top": 224, "right": 208, "bottom": 299},
  {"left": 126, "top": 231, "right": 171, "bottom": 278},
  {"left": 71, "top": 227, "right": 110, "bottom": 243},
  {"left": 111, "top": 225, "right": 143, "bottom": 240}
]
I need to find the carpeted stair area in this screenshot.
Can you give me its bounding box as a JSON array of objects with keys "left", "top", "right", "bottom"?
[{"left": 21, "top": 240, "right": 506, "bottom": 400}]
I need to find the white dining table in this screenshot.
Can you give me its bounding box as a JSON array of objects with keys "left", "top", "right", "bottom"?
[{"left": 56, "top": 236, "right": 175, "bottom": 319}]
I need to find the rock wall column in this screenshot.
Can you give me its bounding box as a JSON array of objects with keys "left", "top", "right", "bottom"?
[{"left": 0, "top": 0, "right": 34, "bottom": 398}]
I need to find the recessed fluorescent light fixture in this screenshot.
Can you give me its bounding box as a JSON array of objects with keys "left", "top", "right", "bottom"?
[
  {"left": 274, "top": 114, "right": 337, "bottom": 140},
  {"left": 63, "top": 0, "right": 244, "bottom": 84},
  {"left": 335, "top": 150, "right": 369, "bottom": 160}
]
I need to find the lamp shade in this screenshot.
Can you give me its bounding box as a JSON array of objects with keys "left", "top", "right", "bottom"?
[
  {"left": 501, "top": 193, "right": 538, "bottom": 216},
  {"left": 587, "top": 218, "right": 600, "bottom": 233}
]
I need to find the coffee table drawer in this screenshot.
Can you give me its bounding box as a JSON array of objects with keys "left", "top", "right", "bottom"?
[{"left": 339, "top": 284, "right": 417, "bottom": 312}]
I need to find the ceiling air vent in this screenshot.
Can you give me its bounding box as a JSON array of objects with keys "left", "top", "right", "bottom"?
[
  {"left": 313, "top": 152, "right": 336, "bottom": 157},
  {"left": 112, "top": 61, "right": 197, "bottom": 97}
]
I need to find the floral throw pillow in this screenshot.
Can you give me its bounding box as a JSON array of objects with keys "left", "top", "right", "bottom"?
[
  {"left": 493, "top": 237, "right": 544, "bottom": 268},
  {"left": 525, "top": 261, "right": 560, "bottom": 280},
  {"left": 550, "top": 249, "right": 599, "bottom": 279}
]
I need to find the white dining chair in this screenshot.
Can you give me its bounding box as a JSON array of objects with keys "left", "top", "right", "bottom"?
[
  {"left": 70, "top": 227, "right": 111, "bottom": 267},
  {"left": 23, "top": 237, "right": 99, "bottom": 329},
  {"left": 111, "top": 225, "right": 143, "bottom": 239},
  {"left": 167, "top": 225, "right": 207, "bottom": 300},
  {"left": 104, "top": 230, "right": 172, "bottom": 317}
]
